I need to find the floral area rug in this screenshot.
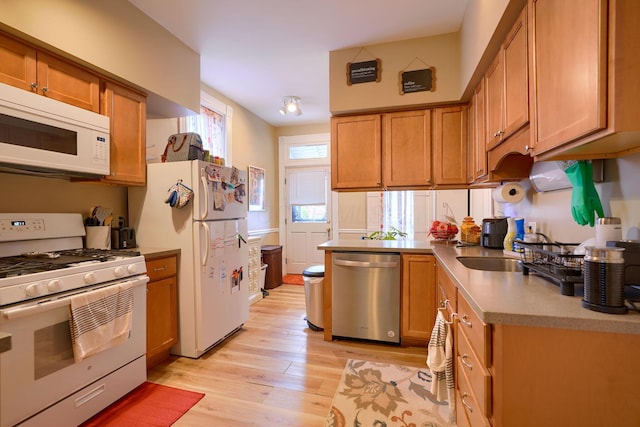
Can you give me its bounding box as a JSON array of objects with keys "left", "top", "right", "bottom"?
[{"left": 325, "top": 359, "right": 454, "bottom": 427}]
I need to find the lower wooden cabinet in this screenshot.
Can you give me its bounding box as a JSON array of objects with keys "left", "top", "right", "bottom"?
[
  {"left": 145, "top": 254, "right": 178, "bottom": 369},
  {"left": 401, "top": 254, "right": 436, "bottom": 346}
]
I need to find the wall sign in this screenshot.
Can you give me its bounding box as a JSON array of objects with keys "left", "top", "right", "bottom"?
[
  {"left": 347, "top": 59, "right": 381, "bottom": 85},
  {"left": 400, "top": 68, "right": 435, "bottom": 94}
]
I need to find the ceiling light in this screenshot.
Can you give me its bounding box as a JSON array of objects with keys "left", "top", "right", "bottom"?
[{"left": 279, "top": 96, "right": 302, "bottom": 116}]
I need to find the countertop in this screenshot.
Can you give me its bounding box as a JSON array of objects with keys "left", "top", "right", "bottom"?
[
  {"left": 319, "top": 239, "right": 640, "bottom": 335},
  {"left": 130, "top": 247, "right": 181, "bottom": 259},
  {"left": 318, "top": 239, "right": 436, "bottom": 253}
]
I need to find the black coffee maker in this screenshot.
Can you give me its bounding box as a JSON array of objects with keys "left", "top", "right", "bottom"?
[{"left": 481, "top": 217, "right": 508, "bottom": 249}]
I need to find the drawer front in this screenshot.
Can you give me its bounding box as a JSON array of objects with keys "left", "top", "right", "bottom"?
[
  {"left": 457, "top": 358, "right": 492, "bottom": 427},
  {"left": 146, "top": 256, "right": 177, "bottom": 282},
  {"left": 457, "top": 323, "right": 491, "bottom": 416},
  {"left": 457, "top": 294, "right": 490, "bottom": 367},
  {"left": 436, "top": 265, "right": 457, "bottom": 311}
]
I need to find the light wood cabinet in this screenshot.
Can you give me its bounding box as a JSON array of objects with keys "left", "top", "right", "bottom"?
[
  {"left": 480, "top": 5, "right": 533, "bottom": 182},
  {"left": 484, "top": 54, "right": 504, "bottom": 150},
  {"left": 331, "top": 107, "right": 469, "bottom": 191},
  {"left": 331, "top": 110, "right": 432, "bottom": 191},
  {"left": 439, "top": 260, "right": 640, "bottom": 426},
  {"left": 0, "top": 32, "right": 100, "bottom": 112},
  {"left": 438, "top": 262, "right": 492, "bottom": 426},
  {"left": 383, "top": 110, "right": 432, "bottom": 188},
  {"left": 331, "top": 114, "right": 382, "bottom": 190},
  {"left": 529, "top": 0, "right": 640, "bottom": 160},
  {"left": 470, "top": 80, "right": 488, "bottom": 182},
  {"left": 401, "top": 254, "right": 436, "bottom": 346},
  {"left": 456, "top": 293, "right": 492, "bottom": 425},
  {"left": 492, "top": 324, "right": 640, "bottom": 426},
  {"left": 432, "top": 105, "right": 468, "bottom": 187},
  {"left": 145, "top": 254, "right": 178, "bottom": 369},
  {"left": 485, "top": 7, "right": 529, "bottom": 151},
  {"left": 100, "top": 81, "right": 147, "bottom": 186},
  {"left": 436, "top": 263, "right": 457, "bottom": 321}
]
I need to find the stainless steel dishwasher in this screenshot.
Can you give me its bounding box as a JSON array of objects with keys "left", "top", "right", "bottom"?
[{"left": 331, "top": 251, "right": 401, "bottom": 344}]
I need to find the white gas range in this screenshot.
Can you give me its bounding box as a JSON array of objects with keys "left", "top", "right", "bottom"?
[{"left": 0, "top": 213, "right": 149, "bottom": 427}]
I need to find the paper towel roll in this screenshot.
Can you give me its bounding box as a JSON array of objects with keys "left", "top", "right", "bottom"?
[{"left": 492, "top": 183, "right": 525, "bottom": 204}]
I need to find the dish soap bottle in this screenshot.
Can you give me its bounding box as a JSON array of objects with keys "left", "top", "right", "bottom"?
[
  {"left": 514, "top": 218, "right": 525, "bottom": 253},
  {"left": 503, "top": 217, "right": 516, "bottom": 251}
]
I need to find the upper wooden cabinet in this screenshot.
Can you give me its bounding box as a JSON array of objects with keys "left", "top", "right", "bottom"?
[
  {"left": 475, "top": 5, "right": 533, "bottom": 183},
  {"left": 471, "top": 80, "right": 488, "bottom": 182},
  {"left": 383, "top": 110, "right": 432, "bottom": 188},
  {"left": 100, "top": 81, "right": 147, "bottom": 186},
  {"left": 0, "top": 32, "right": 36, "bottom": 91},
  {"left": 485, "top": 6, "right": 529, "bottom": 151},
  {"left": 0, "top": 32, "right": 99, "bottom": 112},
  {"left": 331, "top": 110, "right": 433, "bottom": 191},
  {"left": 433, "top": 105, "right": 468, "bottom": 187},
  {"left": 331, "top": 107, "right": 470, "bottom": 191},
  {"left": 529, "top": 0, "right": 640, "bottom": 160},
  {"left": 331, "top": 114, "right": 382, "bottom": 190}
]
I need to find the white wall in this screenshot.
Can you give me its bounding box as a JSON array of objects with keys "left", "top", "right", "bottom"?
[{"left": 494, "top": 152, "right": 640, "bottom": 243}]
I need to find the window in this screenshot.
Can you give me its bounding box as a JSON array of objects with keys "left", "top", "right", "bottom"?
[
  {"left": 289, "top": 169, "right": 328, "bottom": 223},
  {"left": 288, "top": 144, "right": 328, "bottom": 160},
  {"left": 367, "top": 190, "right": 433, "bottom": 240},
  {"left": 180, "top": 91, "right": 232, "bottom": 163}
]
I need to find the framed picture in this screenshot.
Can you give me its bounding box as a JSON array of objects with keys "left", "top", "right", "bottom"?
[{"left": 248, "top": 165, "right": 265, "bottom": 211}]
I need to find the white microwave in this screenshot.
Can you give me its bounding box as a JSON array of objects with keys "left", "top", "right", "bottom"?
[{"left": 0, "top": 82, "right": 110, "bottom": 178}]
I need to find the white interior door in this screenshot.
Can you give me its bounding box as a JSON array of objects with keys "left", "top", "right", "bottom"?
[{"left": 285, "top": 166, "right": 331, "bottom": 274}]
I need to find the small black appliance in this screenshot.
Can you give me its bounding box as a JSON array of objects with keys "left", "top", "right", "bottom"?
[{"left": 481, "top": 217, "right": 508, "bottom": 249}]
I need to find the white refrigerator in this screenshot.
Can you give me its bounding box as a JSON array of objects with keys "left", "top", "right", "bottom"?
[{"left": 129, "top": 160, "right": 249, "bottom": 358}]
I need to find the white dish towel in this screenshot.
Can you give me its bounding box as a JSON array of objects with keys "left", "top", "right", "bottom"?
[
  {"left": 69, "top": 281, "right": 134, "bottom": 362},
  {"left": 427, "top": 310, "right": 456, "bottom": 416}
]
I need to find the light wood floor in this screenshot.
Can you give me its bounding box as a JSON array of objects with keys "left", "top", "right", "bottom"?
[{"left": 147, "top": 284, "right": 428, "bottom": 426}]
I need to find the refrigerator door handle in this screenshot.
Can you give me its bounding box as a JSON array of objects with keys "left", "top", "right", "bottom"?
[
  {"left": 199, "top": 168, "right": 209, "bottom": 220},
  {"left": 200, "top": 221, "right": 210, "bottom": 269},
  {"left": 237, "top": 233, "right": 247, "bottom": 248}
]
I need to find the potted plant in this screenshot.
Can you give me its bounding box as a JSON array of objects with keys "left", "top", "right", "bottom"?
[{"left": 366, "top": 227, "right": 408, "bottom": 240}]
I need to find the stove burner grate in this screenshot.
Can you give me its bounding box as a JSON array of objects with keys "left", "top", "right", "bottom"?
[{"left": 0, "top": 248, "right": 141, "bottom": 278}]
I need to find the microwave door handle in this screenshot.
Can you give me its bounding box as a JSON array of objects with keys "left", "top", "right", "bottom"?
[{"left": 199, "top": 169, "right": 209, "bottom": 220}]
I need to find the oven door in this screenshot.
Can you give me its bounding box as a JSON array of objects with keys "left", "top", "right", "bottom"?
[{"left": 0, "top": 275, "right": 148, "bottom": 427}]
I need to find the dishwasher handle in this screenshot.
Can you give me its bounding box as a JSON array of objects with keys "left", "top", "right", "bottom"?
[{"left": 334, "top": 259, "right": 398, "bottom": 268}]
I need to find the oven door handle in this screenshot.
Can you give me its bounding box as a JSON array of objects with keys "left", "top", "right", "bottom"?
[{"left": 1, "top": 276, "right": 148, "bottom": 321}]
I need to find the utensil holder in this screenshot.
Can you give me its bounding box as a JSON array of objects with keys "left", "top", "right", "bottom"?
[{"left": 85, "top": 226, "right": 111, "bottom": 249}]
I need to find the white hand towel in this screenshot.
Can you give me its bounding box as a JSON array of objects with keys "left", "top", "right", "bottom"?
[
  {"left": 427, "top": 310, "right": 456, "bottom": 420},
  {"left": 69, "top": 281, "right": 134, "bottom": 362}
]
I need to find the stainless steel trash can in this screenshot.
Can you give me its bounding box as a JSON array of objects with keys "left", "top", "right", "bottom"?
[{"left": 302, "top": 265, "right": 324, "bottom": 331}]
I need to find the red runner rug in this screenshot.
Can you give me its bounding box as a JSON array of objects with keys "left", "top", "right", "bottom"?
[
  {"left": 81, "top": 381, "right": 204, "bottom": 426},
  {"left": 283, "top": 274, "right": 304, "bottom": 285}
]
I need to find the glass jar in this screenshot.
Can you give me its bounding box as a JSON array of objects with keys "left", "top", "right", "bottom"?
[{"left": 461, "top": 216, "right": 476, "bottom": 243}]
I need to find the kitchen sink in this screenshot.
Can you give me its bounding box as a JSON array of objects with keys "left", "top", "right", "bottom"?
[{"left": 456, "top": 256, "right": 523, "bottom": 272}]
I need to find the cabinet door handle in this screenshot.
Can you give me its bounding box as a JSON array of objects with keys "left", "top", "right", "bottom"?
[
  {"left": 461, "top": 393, "right": 474, "bottom": 412},
  {"left": 153, "top": 265, "right": 167, "bottom": 272},
  {"left": 461, "top": 354, "right": 473, "bottom": 370},
  {"left": 461, "top": 314, "right": 472, "bottom": 328},
  {"left": 41, "top": 87, "right": 49, "bottom": 94},
  {"left": 30, "top": 82, "right": 38, "bottom": 91}
]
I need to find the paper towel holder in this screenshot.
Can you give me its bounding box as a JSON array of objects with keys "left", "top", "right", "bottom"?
[{"left": 529, "top": 160, "right": 603, "bottom": 192}]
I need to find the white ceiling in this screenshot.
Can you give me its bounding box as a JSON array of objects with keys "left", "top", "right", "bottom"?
[{"left": 128, "top": 0, "right": 470, "bottom": 127}]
